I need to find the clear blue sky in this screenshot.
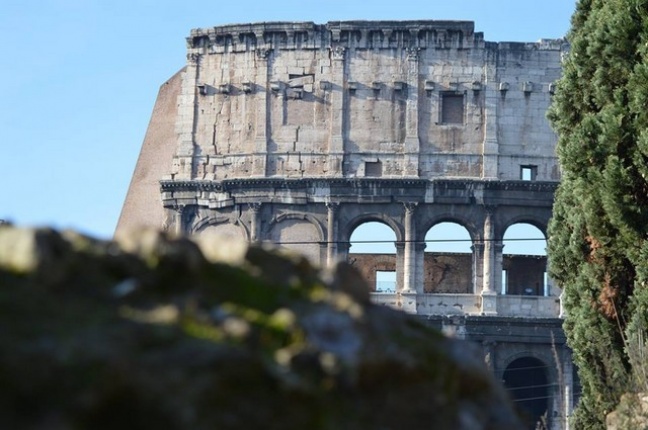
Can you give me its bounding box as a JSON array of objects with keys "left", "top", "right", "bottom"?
[{"left": 0, "top": 0, "right": 576, "bottom": 239}]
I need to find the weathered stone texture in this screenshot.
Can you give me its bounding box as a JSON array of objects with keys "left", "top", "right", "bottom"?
[
  {"left": 0, "top": 225, "right": 525, "bottom": 430},
  {"left": 116, "top": 21, "right": 574, "bottom": 429},
  {"left": 153, "top": 21, "right": 564, "bottom": 183},
  {"left": 117, "top": 69, "right": 185, "bottom": 233}
]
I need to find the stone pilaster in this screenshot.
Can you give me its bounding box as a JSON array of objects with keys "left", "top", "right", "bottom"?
[
  {"left": 252, "top": 46, "right": 271, "bottom": 177},
  {"left": 561, "top": 349, "right": 574, "bottom": 429},
  {"left": 481, "top": 208, "right": 497, "bottom": 315},
  {"left": 248, "top": 203, "right": 261, "bottom": 242},
  {"left": 328, "top": 45, "right": 346, "bottom": 176},
  {"left": 395, "top": 241, "right": 405, "bottom": 293},
  {"left": 471, "top": 242, "right": 485, "bottom": 295},
  {"left": 482, "top": 48, "right": 499, "bottom": 179},
  {"left": 173, "top": 53, "right": 201, "bottom": 179},
  {"left": 337, "top": 240, "right": 350, "bottom": 264},
  {"left": 414, "top": 242, "right": 426, "bottom": 294},
  {"left": 404, "top": 47, "right": 420, "bottom": 177},
  {"left": 494, "top": 242, "right": 504, "bottom": 294},
  {"left": 326, "top": 202, "right": 339, "bottom": 267},
  {"left": 173, "top": 205, "right": 185, "bottom": 235},
  {"left": 402, "top": 202, "right": 418, "bottom": 293},
  {"left": 482, "top": 340, "right": 496, "bottom": 372}
]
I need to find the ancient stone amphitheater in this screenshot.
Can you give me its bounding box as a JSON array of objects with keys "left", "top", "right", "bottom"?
[{"left": 117, "top": 21, "right": 574, "bottom": 429}]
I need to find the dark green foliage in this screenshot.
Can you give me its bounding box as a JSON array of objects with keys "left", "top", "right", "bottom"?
[{"left": 548, "top": 0, "right": 648, "bottom": 427}]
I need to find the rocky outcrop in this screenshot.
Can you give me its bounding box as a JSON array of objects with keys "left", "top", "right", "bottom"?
[{"left": 0, "top": 225, "right": 523, "bottom": 429}]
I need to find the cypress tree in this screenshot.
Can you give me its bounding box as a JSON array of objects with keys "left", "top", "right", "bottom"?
[{"left": 548, "top": 0, "right": 648, "bottom": 428}]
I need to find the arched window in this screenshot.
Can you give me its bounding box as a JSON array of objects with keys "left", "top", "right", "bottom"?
[
  {"left": 503, "top": 357, "right": 550, "bottom": 429},
  {"left": 424, "top": 222, "right": 472, "bottom": 293},
  {"left": 349, "top": 221, "right": 397, "bottom": 292},
  {"left": 502, "top": 223, "right": 547, "bottom": 295}
]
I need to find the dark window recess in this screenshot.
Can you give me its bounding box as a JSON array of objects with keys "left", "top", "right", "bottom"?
[
  {"left": 521, "top": 165, "right": 537, "bottom": 181},
  {"left": 365, "top": 161, "right": 382, "bottom": 177},
  {"left": 441, "top": 93, "right": 464, "bottom": 124}
]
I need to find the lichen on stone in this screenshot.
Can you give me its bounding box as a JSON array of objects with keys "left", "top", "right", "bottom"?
[{"left": 0, "top": 226, "right": 524, "bottom": 429}]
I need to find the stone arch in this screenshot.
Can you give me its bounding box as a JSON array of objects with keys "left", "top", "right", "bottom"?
[
  {"left": 193, "top": 214, "right": 235, "bottom": 232},
  {"left": 502, "top": 355, "right": 552, "bottom": 430},
  {"left": 346, "top": 217, "right": 400, "bottom": 293},
  {"left": 269, "top": 212, "right": 326, "bottom": 242},
  {"left": 499, "top": 215, "right": 548, "bottom": 241},
  {"left": 419, "top": 213, "right": 478, "bottom": 244},
  {"left": 341, "top": 213, "right": 404, "bottom": 243},
  {"left": 267, "top": 212, "right": 325, "bottom": 265},
  {"left": 499, "top": 350, "right": 557, "bottom": 382},
  {"left": 501, "top": 220, "right": 548, "bottom": 296},
  {"left": 423, "top": 220, "right": 474, "bottom": 293},
  {"left": 194, "top": 219, "right": 249, "bottom": 242}
]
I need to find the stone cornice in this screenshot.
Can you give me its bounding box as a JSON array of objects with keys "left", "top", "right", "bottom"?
[
  {"left": 185, "top": 21, "right": 566, "bottom": 55},
  {"left": 186, "top": 20, "right": 487, "bottom": 53},
  {"left": 160, "top": 178, "right": 558, "bottom": 194}
]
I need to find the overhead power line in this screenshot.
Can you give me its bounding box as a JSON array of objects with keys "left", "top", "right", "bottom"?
[{"left": 271, "top": 237, "right": 547, "bottom": 245}]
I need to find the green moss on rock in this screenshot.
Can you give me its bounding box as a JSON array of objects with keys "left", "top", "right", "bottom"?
[{"left": 0, "top": 226, "right": 523, "bottom": 429}]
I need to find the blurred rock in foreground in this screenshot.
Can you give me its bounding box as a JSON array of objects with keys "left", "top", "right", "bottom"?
[{"left": 0, "top": 225, "right": 523, "bottom": 429}]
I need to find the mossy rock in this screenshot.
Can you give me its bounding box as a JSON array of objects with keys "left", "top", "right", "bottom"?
[{"left": 0, "top": 225, "right": 523, "bottom": 429}]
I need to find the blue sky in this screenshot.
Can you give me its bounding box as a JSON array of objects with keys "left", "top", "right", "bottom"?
[{"left": 0, "top": 0, "right": 575, "bottom": 239}]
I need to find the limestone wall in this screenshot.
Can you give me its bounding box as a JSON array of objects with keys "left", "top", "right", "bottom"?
[{"left": 170, "top": 21, "right": 565, "bottom": 182}]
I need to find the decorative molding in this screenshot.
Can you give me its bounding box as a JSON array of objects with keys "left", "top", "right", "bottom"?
[
  {"left": 403, "top": 201, "right": 418, "bottom": 214},
  {"left": 331, "top": 45, "right": 346, "bottom": 60},
  {"left": 256, "top": 47, "right": 272, "bottom": 59},
  {"left": 407, "top": 47, "right": 420, "bottom": 60},
  {"left": 160, "top": 178, "right": 558, "bottom": 194}
]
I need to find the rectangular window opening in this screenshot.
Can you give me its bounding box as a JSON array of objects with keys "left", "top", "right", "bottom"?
[
  {"left": 441, "top": 93, "right": 464, "bottom": 124},
  {"left": 521, "top": 165, "right": 537, "bottom": 181},
  {"left": 365, "top": 161, "right": 382, "bottom": 177},
  {"left": 376, "top": 270, "right": 397, "bottom": 293},
  {"left": 501, "top": 269, "right": 507, "bottom": 295}
]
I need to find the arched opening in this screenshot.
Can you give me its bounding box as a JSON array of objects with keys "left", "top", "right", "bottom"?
[
  {"left": 424, "top": 222, "right": 472, "bottom": 293},
  {"left": 268, "top": 217, "right": 323, "bottom": 264},
  {"left": 502, "top": 223, "right": 547, "bottom": 295},
  {"left": 503, "top": 357, "right": 550, "bottom": 430},
  {"left": 349, "top": 221, "right": 397, "bottom": 292}
]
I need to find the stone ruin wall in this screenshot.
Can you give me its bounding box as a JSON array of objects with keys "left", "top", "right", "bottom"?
[
  {"left": 351, "top": 252, "right": 546, "bottom": 295},
  {"left": 116, "top": 22, "right": 574, "bottom": 429},
  {"left": 171, "top": 21, "right": 565, "bottom": 183},
  {"left": 117, "top": 20, "right": 565, "bottom": 312}
]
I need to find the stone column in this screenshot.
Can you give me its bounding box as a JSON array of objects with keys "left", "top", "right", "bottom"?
[
  {"left": 337, "top": 241, "right": 350, "bottom": 264},
  {"left": 481, "top": 208, "right": 497, "bottom": 315},
  {"left": 481, "top": 48, "right": 499, "bottom": 179},
  {"left": 173, "top": 205, "right": 185, "bottom": 235},
  {"left": 328, "top": 44, "right": 346, "bottom": 176},
  {"left": 252, "top": 45, "right": 271, "bottom": 176},
  {"left": 248, "top": 203, "right": 261, "bottom": 242},
  {"left": 414, "top": 242, "right": 426, "bottom": 294},
  {"left": 494, "top": 242, "right": 505, "bottom": 295},
  {"left": 403, "top": 47, "right": 420, "bottom": 177},
  {"left": 326, "top": 202, "right": 339, "bottom": 267},
  {"left": 482, "top": 340, "right": 496, "bottom": 372},
  {"left": 471, "top": 242, "right": 485, "bottom": 294},
  {"left": 561, "top": 349, "right": 574, "bottom": 430},
  {"left": 402, "top": 202, "right": 418, "bottom": 293},
  {"left": 395, "top": 242, "right": 405, "bottom": 292},
  {"left": 173, "top": 53, "right": 201, "bottom": 179}
]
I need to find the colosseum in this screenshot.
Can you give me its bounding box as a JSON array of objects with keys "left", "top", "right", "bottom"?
[{"left": 117, "top": 21, "right": 574, "bottom": 429}]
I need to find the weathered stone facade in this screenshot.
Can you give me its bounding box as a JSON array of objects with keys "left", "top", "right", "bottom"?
[{"left": 117, "top": 21, "right": 573, "bottom": 429}]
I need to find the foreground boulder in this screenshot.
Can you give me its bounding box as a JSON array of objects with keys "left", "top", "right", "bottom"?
[{"left": 0, "top": 225, "right": 523, "bottom": 429}]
